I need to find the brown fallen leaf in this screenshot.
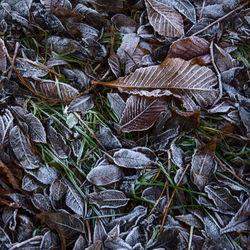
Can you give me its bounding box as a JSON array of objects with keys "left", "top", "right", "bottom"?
[{"left": 92, "top": 58, "right": 218, "bottom": 111}]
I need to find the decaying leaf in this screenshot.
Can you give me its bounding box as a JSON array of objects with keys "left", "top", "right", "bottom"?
[
  {"left": 68, "top": 95, "right": 94, "bottom": 114},
  {"left": 37, "top": 212, "right": 85, "bottom": 239},
  {"left": 191, "top": 139, "right": 217, "bottom": 190},
  {"left": 0, "top": 38, "right": 7, "bottom": 73},
  {"left": 167, "top": 36, "right": 210, "bottom": 60},
  {"left": 118, "top": 95, "right": 167, "bottom": 132},
  {"left": 31, "top": 193, "right": 52, "bottom": 212},
  {"left": 157, "top": 0, "right": 196, "bottom": 23},
  {"left": 114, "top": 148, "right": 152, "bottom": 169},
  {"left": 87, "top": 0, "right": 123, "bottom": 13},
  {"left": 111, "top": 14, "right": 138, "bottom": 34},
  {"left": 96, "top": 126, "right": 122, "bottom": 150},
  {"left": 107, "top": 93, "right": 125, "bottom": 119},
  {"left": 89, "top": 190, "right": 129, "bottom": 209},
  {"left": 93, "top": 58, "right": 218, "bottom": 111},
  {"left": 205, "top": 185, "right": 242, "bottom": 215},
  {"left": 221, "top": 198, "right": 250, "bottom": 234},
  {"left": 145, "top": 0, "right": 184, "bottom": 37},
  {"left": 37, "top": 79, "right": 79, "bottom": 100},
  {"left": 9, "top": 126, "right": 41, "bottom": 170}
]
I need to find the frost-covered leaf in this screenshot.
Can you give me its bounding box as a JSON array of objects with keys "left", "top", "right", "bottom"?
[
  {"left": 93, "top": 219, "right": 107, "bottom": 243},
  {"left": 176, "top": 214, "right": 203, "bottom": 229},
  {"left": 66, "top": 113, "right": 78, "bottom": 128},
  {"left": 108, "top": 53, "right": 121, "bottom": 78},
  {"left": 114, "top": 148, "right": 152, "bottom": 169},
  {"left": 68, "top": 95, "right": 94, "bottom": 114},
  {"left": 25, "top": 164, "right": 59, "bottom": 185},
  {"left": 141, "top": 186, "right": 163, "bottom": 202},
  {"left": 40, "top": 230, "right": 59, "bottom": 250},
  {"left": 214, "top": 44, "right": 234, "bottom": 72},
  {"left": 0, "top": 38, "right": 7, "bottom": 73},
  {"left": 107, "top": 92, "right": 125, "bottom": 119},
  {"left": 15, "top": 58, "right": 49, "bottom": 79},
  {"left": 73, "top": 235, "right": 87, "bottom": 250},
  {"left": 50, "top": 179, "right": 67, "bottom": 202},
  {"left": 157, "top": 0, "right": 196, "bottom": 23},
  {"left": 117, "top": 33, "right": 140, "bottom": 64},
  {"left": 47, "top": 124, "right": 71, "bottom": 159},
  {"left": 87, "top": 159, "right": 123, "bottom": 186},
  {"left": 151, "top": 128, "right": 179, "bottom": 150},
  {"left": 145, "top": 0, "right": 184, "bottom": 37},
  {"left": 207, "top": 100, "right": 234, "bottom": 113},
  {"left": 239, "top": 106, "right": 250, "bottom": 135},
  {"left": 31, "top": 193, "right": 52, "bottom": 212},
  {"left": 112, "top": 14, "right": 138, "bottom": 33},
  {"left": 191, "top": 139, "right": 217, "bottom": 190},
  {"left": 22, "top": 175, "right": 41, "bottom": 192},
  {"left": 167, "top": 36, "right": 209, "bottom": 60},
  {"left": 87, "top": 0, "right": 123, "bottom": 13},
  {"left": 0, "top": 109, "right": 13, "bottom": 144},
  {"left": 205, "top": 185, "right": 241, "bottom": 215},
  {"left": 9, "top": 126, "right": 41, "bottom": 169},
  {"left": 64, "top": 180, "right": 84, "bottom": 215},
  {"left": 37, "top": 79, "right": 79, "bottom": 100},
  {"left": 118, "top": 95, "right": 167, "bottom": 133},
  {"left": 96, "top": 126, "right": 122, "bottom": 150},
  {"left": 93, "top": 58, "right": 218, "bottom": 110},
  {"left": 221, "top": 198, "right": 250, "bottom": 234},
  {"left": 89, "top": 190, "right": 129, "bottom": 209},
  {"left": 11, "top": 106, "right": 46, "bottom": 143},
  {"left": 40, "top": 0, "right": 72, "bottom": 9},
  {"left": 37, "top": 212, "right": 85, "bottom": 239}
]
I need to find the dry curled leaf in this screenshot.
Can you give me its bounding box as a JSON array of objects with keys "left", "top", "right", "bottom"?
[
  {"left": 145, "top": 0, "right": 184, "bottom": 37},
  {"left": 118, "top": 95, "right": 167, "bottom": 133}
]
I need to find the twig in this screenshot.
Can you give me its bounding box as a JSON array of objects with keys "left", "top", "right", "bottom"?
[
  {"left": 85, "top": 220, "right": 92, "bottom": 245},
  {"left": 199, "top": 0, "right": 206, "bottom": 21},
  {"left": 215, "top": 155, "right": 248, "bottom": 186},
  {"left": 192, "top": 1, "right": 249, "bottom": 36},
  {"left": 209, "top": 40, "right": 222, "bottom": 106},
  {"left": 73, "top": 112, "right": 105, "bottom": 150},
  {"left": 17, "top": 57, "right": 61, "bottom": 78},
  {"left": 7, "top": 42, "right": 20, "bottom": 79},
  {"left": 9, "top": 235, "right": 43, "bottom": 250},
  {"left": 159, "top": 163, "right": 191, "bottom": 233}
]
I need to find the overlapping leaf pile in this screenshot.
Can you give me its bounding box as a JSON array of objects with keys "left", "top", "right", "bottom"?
[{"left": 0, "top": 0, "right": 249, "bottom": 249}]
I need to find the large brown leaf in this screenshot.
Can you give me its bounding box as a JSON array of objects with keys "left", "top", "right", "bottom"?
[
  {"left": 93, "top": 58, "right": 218, "bottom": 111},
  {"left": 118, "top": 95, "right": 167, "bottom": 132},
  {"left": 145, "top": 0, "right": 184, "bottom": 37}
]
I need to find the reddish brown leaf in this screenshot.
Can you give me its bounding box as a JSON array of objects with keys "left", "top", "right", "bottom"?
[
  {"left": 167, "top": 36, "right": 210, "bottom": 60},
  {"left": 119, "top": 95, "right": 167, "bottom": 132},
  {"left": 93, "top": 58, "right": 218, "bottom": 111},
  {"left": 0, "top": 160, "right": 20, "bottom": 190}
]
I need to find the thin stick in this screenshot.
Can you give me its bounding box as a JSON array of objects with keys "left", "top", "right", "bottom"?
[
  {"left": 192, "top": 1, "right": 249, "bottom": 36},
  {"left": 9, "top": 235, "right": 43, "bottom": 250},
  {"left": 209, "top": 40, "right": 222, "bottom": 106},
  {"left": 159, "top": 163, "right": 191, "bottom": 233},
  {"left": 215, "top": 155, "right": 248, "bottom": 186},
  {"left": 8, "top": 42, "right": 20, "bottom": 79},
  {"left": 17, "top": 57, "right": 61, "bottom": 78},
  {"left": 73, "top": 112, "right": 104, "bottom": 150},
  {"left": 199, "top": 0, "right": 206, "bottom": 20}
]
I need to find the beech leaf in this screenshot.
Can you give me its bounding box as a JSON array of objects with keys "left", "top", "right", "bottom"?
[
  {"left": 145, "top": 0, "right": 184, "bottom": 37},
  {"left": 93, "top": 58, "right": 218, "bottom": 111},
  {"left": 119, "top": 95, "right": 167, "bottom": 132}
]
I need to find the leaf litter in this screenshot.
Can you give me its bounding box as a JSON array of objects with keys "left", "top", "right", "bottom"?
[{"left": 0, "top": 0, "right": 249, "bottom": 249}]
